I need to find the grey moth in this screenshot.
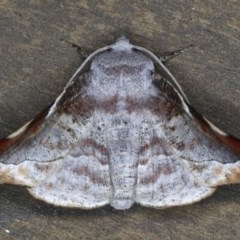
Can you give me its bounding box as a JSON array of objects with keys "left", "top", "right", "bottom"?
[{"left": 0, "top": 37, "right": 240, "bottom": 210}]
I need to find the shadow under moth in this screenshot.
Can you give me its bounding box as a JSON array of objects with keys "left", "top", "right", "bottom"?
[{"left": 0, "top": 37, "right": 240, "bottom": 210}]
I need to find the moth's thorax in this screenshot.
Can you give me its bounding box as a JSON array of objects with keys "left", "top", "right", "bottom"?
[{"left": 88, "top": 49, "right": 157, "bottom": 106}]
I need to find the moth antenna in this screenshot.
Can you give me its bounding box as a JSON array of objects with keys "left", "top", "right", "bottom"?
[
  {"left": 61, "top": 39, "right": 88, "bottom": 60},
  {"left": 159, "top": 45, "right": 195, "bottom": 63}
]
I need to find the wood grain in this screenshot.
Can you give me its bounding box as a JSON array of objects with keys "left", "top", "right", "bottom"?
[{"left": 0, "top": 1, "right": 240, "bottom": 239}]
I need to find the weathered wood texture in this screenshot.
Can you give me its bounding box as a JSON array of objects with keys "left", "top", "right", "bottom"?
[{"left": 0, "top": 1, "right": 239, "bottom": 239}]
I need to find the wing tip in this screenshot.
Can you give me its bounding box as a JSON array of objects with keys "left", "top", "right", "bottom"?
[
  {"left": 188, "top": 105, "right": 240, "bottom": 155},
  {"left": 0, "top": 105, "right": 52, "bottom": 153}
]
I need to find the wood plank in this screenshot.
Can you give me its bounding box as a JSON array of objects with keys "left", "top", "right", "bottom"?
[{"left": 0, "top": 1, "right": 240, "bottom": 239}]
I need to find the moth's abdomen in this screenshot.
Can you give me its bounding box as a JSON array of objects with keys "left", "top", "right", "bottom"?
[
  {"left": 109, "top": 153, "right": 138, "bottom": 209},
  {"left": 107, "top": 117, "right": 139, "bottom": 209}
]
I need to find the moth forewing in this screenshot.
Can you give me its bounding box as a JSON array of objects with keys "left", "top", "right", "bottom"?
[{"left": 0, "top": 37, "right": 240, "bottom": 210}]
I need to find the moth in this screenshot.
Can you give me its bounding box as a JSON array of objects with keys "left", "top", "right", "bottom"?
[{"left": 0, "top": 37, "right": 240, "bottom": 210}]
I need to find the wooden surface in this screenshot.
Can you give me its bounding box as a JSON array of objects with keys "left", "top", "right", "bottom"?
[{"left": 0, "top": 1, "right": 240, "bottom": 239}]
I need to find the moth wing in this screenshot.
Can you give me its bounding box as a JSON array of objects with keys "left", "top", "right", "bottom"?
[
  {"left": 0, "top": 74, "right": 111, "bottom": 208},
  {"left": 136, "top": 77, "right": 240, "bottom": 208}
]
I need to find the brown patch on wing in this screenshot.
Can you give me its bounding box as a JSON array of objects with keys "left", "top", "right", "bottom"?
[
  {"left": 218, "top": 135, "right": 240, "bottom": 156},
  {"left": 0, "top": 164, "right": 29, "bottom": 185},
  {"left": 62, "top": 91, "right": 118, "bottom": 116},
  {"left": 139, "top": 137, "right": 173, "bottom": 165},
  {"left": 125, "top": 95, "right": 182, "bottom": 117},
  {"left": 57, "top": 73, "right": 90, "bottom": 109},
  {"left": 190, "top": 163, "right": 206, "bottom": 173},
  {"left": 71, "top": 138, "right": 109, "bottom": 165},
  {"left": 225, "top": 167, "right": 240, "bottom": 184},
  {"left": 0, "top": 168, "right": 12, "bottom": 184},
  {"left": 213, "top": 166, "right": 223, "bottom": 175},
  {"left": 149, "top": 95, "right": 180, "bottom": 117},
  {"left": 17, "top": 165, "right": 29, "bottom": 177},
  {"left": 153, "top": 74, "right": 183, "bottom": 105},
  {"left": 94, "top": 95, "right": 118, "bottom": 113},
  {"left": 72, "top": 165, "right": 107, "bottom": 185},
  {"left": 34, "top": 162, "right": 53, "bottom": 173},
  {"left": 0, "top": 174, "right": 14, "bottom": 184},
  {"left": 151, "top": 74, "right": 184, "bottom": 117},
  {"left": 56, "top": 72, "right": 95, "bottom": 120},
  {"left": 154, "top": 74, "right": 240, "bottom": 157},
  {"left": 125, "top": 97, "right": 141, "bottom": 113},
  {"left": 62, "top": 94, "right": 94, "bottom": 120},
  {"left": 189, "top": 104, "right": 240, "bottom": 156},
  {"left": 140, "top": 163, "right": 174, "bottom": 185},
  {"left": 0, "top": 105, "right": 51, "bottom": 153},
  {"left": 214, "top": 166, "right": 240, "bottom": 185},
  {"left": 139, "top": 137, "right": 172, "bottom": 155}
]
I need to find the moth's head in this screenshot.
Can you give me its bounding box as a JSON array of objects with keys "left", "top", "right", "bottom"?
[
  {"left": 90, "top": 37, "right": 154, "bottom": 79},
  {"left": 111, "top": 36, "right": 133, "bottom": 52}
]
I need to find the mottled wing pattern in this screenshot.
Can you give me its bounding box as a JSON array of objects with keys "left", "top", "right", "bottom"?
[
  {"left": 135, "top": 77, "right": 240, "bottom": 208},
  {"left": 0, "top": 73, "right": 111, "bottom": 208},
  {"left": 0, "top": 37, "right": 240, "bottom": 210}
]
